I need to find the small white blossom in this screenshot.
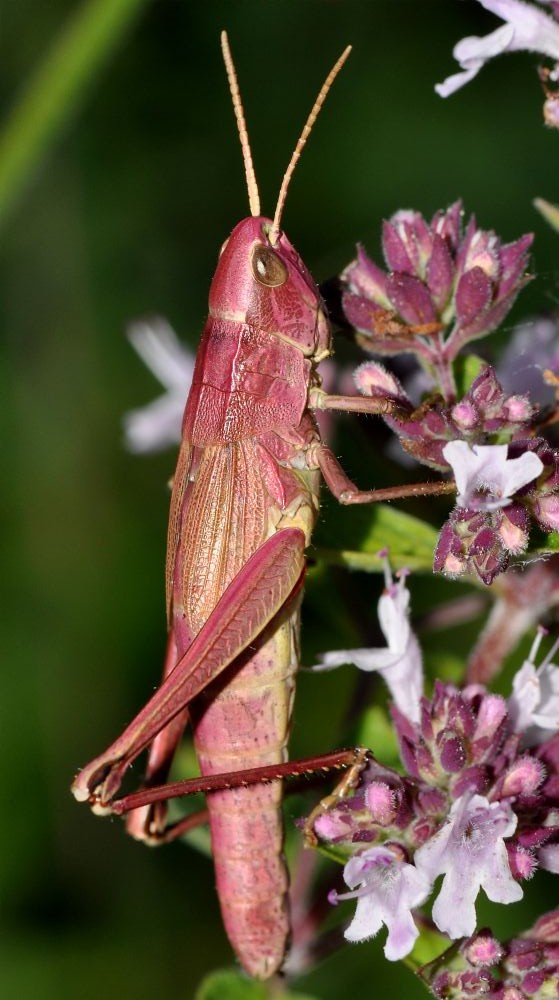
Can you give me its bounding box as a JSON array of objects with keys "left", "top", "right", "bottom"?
[
  {"left": 443, "top": 440, "right": 543, "bottom": 511},
  {"left": 414, "top": 793, "right": 522, "bottom": 939},
  {"left": 123, "top": 317, "right": 195, "bottom": 453},
  {"left": 508, "top": 631, "right": 559, "bottom": 744},
  {"left": 315, "top": 558, "right": 423, "bottom": 724},
  {"left": 436, "top": 0, "right": 559, "bottom": 98},
  {"left": 331, "top": 846, "right": 431, "bottom": 960}
]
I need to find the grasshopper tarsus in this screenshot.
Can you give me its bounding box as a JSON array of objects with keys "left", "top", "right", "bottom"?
[{"left": 303, "top": 747, "right": 371, "bottom": 848}]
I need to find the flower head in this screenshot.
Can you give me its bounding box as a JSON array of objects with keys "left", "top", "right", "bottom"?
[
  {"left": 443, "top": 441, "right": 543, "bottom": 512},
  {"left": 313, "top": 663, "right": 559, "bottom": 961},
  {"left": 342, "top": 203, "right": 533, "bottom": 380},
  {"left": 434, "top": 439, "right": 548, "bottom": 584},
  {"left": 422, "top": 911, "right": 559, "bottom": 998},
  {"left": 436, "top": 0, "right": 559, "bottom": 102}
]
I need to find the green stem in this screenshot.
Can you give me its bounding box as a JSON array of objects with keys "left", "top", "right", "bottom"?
[{"left": 0, "top": 0, "right": 150, "bottom": 228}]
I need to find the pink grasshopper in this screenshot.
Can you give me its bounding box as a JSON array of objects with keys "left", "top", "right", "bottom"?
[{"left": 72, "top": 34, "right": 451, "bottom": 980}]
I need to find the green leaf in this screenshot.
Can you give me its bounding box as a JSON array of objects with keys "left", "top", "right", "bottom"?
[
  {"left": 453, "top": 354, "right": 486, "bottom": 398},
  {"left": 316, "top": 504, "right": 439, "bottom": 573},
  {"left": 357, "top": 706, "right": 399, "bottom": 766},
  {"left": 535, "top": 532, "right": 559, "bottom": 552},
  {"left": 195, "top": 969, "right": 318, "bottom": 1000}
]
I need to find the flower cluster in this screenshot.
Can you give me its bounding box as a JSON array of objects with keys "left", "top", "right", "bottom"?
[
  {"left": 434, "top": 437, "right": 556, "bottom": 584},
  {"left": 309, "top": 569, "right": 559, "bottom": 964},
  {"left": 353, "top": 359, "right": 559, "bottom": 583},
  {"left": 422, "top": 912, "right": 559, "bottom": 999},
  {"left": 342, "top": 200, "right": 532, "bottom": 398}
]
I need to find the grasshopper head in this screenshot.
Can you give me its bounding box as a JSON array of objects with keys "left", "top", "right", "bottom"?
[{"left": 208, "top": 215, "right": 330, "bottom": 360}]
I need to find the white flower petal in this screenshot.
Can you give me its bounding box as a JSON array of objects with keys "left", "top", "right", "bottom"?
[
  {"left": 500, "top": 450, "right": 544, "bottom": 494},
  {"left": 124, "top": 318, "right": 195, "bottom": 453},
  {"left": 127, "top": 318, "right": 194, "bottom": 389},
  {"left": 314, "top": 564, "right": 423, "bottom": 724},
  {"left": 443, "top": 440, "right": 542, "bottom": 511},
  {"left": 436, "top": 24, "right": 515, "bottom": 96},
  {"left": 436, "top": 0, "right": 559, "bottom": 97},
  {"left": 340, "top": 847, "right": 431, "bottom": 960},
  {"left": 479, "top": 0, "right": 559, "bottom": 58},
  {"left": 344, "top": 893, "right": 384, "bottom": 942},
  {"left": 509, "top": 635, "right": 559, "bottom": 744},
  {"left": 415, "top": 794, "right": 521, "bottom": 939}
]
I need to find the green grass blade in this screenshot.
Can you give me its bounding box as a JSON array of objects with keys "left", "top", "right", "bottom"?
[{"left": 0, "top": 0, "right": 149, "bottom": 227}]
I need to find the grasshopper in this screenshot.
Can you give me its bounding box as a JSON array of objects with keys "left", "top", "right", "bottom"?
[{"left": 72, "top": 34, "right": 449, "bottom": 980}]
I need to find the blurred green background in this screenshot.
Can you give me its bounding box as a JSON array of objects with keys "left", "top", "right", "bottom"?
[{"left": 2, "top": 1, "right": 558, "bottom": 998}]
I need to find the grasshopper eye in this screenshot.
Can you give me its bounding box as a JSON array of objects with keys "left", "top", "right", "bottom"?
[{"left": 251, "top": 245, "right": 288, "bottom": 287}]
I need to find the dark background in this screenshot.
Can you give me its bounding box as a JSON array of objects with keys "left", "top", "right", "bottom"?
[{"left": 1, "top": 1, "right": 558, "bottom": 997}]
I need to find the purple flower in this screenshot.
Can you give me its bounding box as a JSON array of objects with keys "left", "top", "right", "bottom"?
[
  {"left": 315, "top": 559, "right": 423, "bottom": 724},
  {"left": 434, "top": 440, "right": 548, "bottom": 583},
  {"left": 414, "top": 793, "right": 523, "bottom": 938},
  {"left": 508, "top": 631, "right": 559, "bottom": 745},
  {"left": 443, "top": 441, "right": 544, "bottom": 512},
  {"left": 342, "top": 203, "right": 532, "bottom": 399},
  {"left": 436, "top": 0, "right": 559, "bottom": 98},
  {"left": 123, "top": 318, "right": 195, "bottom": 453},
  {"left": 331, "top": 845, "right": 431, "bottom": 959},
  {"left": 423, "top": 912, "right": 559, "bottom": 996},
  {"left": 312, "top": 668, "right": 559, "bottom": 965}
]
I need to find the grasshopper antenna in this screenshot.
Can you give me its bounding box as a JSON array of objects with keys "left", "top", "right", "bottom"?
[
  {"left": 221, "top": 31, "right": 261, "bottom": 217},
  {"left": 270, "top": 44, "right": 352, "bottom": 243}
]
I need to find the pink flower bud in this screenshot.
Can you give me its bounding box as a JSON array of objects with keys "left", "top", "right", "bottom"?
[
  {"left": 501, "top": 756, "right": 545, "bottom": 797},
  {"left": 455, "top": 266, "right": 493, "bottom": 327},
  {"left": 443, "top": 552, "right": 467, "bottom": 577},
  {"left": 365, "top": 781, "right": 398, "bottom": 825},
  {"left": 451, "top": 400, "right": 478, "bottom": 429},
  {"left": 463, "top": 229, "right": 500, "bottom": 280},
  {"left": 504, "top": 395, "right": 533, "bottom": 423},
  {"left": 521, "top": 970, "right": 545, "bottom": 994},
  {"left": 544, "top": 93, "right": 559, "bottom": 129},
  {"left": 498, "top": 506, "right": 529, "bottom": 554},
  {"left": 532, "top": 493, "right": 559, "bottom": 531},
  {"left": 353, "top": 361, "right": 405, "bottom": 400},
  {"left": 464, "top": 931, "right": 503, "bottom": 967}
]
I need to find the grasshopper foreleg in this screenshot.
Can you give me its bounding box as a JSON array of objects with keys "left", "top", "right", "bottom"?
[{"left": 309, "top": 388, "right": 456, "bottom": 503}]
